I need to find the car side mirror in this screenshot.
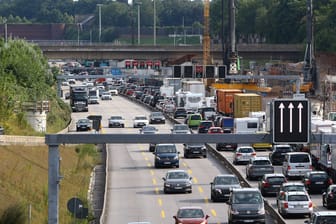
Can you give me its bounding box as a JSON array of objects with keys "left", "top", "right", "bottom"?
[
  {"left": 162, "top": 177, "right": 166, "bottom": 181},
  {"left": 210, "top": 182, "right": 213, "bottom": 185},
  {"left": 303, "top": 221, "right": 309, "bottom": 224},
  {"left": 226, "top": 201, "right": 231, "bottom": 205},
  {"left": 205, "top": 214, "right": 210, "bottom": 219}
]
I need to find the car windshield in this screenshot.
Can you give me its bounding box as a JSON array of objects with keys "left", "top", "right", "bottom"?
[
  {"left": 200, "top": 122, "right": 213, "bottom": 127},
  {"left": 190, "top": 115, "right": 201, "bottom": 120},
  {"left": 283, "top": 185, "right": 305, "bottom": 192},
  {"left": 238, "top": 148, "right": 253, "bottom": 153},
  {"left": 110, "top": 116, "right": 122, "bottom": 120},
  {"left": 168, "top": 172, "right": 189, "bottom": 179},
  {"left": 177, "top": 209, "right": 204, "bottom": 218},
  {"left": 315, "top": 216, "right": 336, "bottom": 224},
  {"left": 253, "top": 160, "right": 271, "bottom": 165},
  {"left": 232, "top": 192, "right": 262, "bottom": 204},
  {"left": 288, "top": 195, "right": 309, "bottom": 201},
  {"left": 215, "top": 176, "right": 239, "bottom": 185},
  {"left": 78, "top": 119, "right": 89, "bottom": 123},
  {"left": 275, "top": 147, "right": 292, "bottom": 152},
  {"left": 174, "top": 125, "right": 188, "bottom": 130},
  {"left": 151, "top": 112, "right": 163, "bottom": 116},
  {"left": 143, "top": 126, "right": 156, "bottom": 131},
  {"left": 156, "top": 146, "right": 176, "bottom": 153},
  {"left": 267, "top": 177, "right": 286, "bottom": 184},
  {"left": 310, "top": 173, "right": 328, "bottom": 181},
  {"left": 289, "top": 154, "right": 310, "bottom": 163},
  {"left": 135, "top": 116, "right": 147, "bottom": 120}
]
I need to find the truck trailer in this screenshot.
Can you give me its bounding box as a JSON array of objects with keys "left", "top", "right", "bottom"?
[{"left": 70, "top": 85, "right": 89, "bottom": 112}]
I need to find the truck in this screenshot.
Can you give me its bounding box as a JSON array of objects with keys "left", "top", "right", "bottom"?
[
  {"left": 234, "top": 117, "right": 260, "bottom": 134},
  {"left": 233, "top": 93, "right": 262, "bottom": 118},
  {"left": 176, "top": 90, "right": 203, "bottom": 112},
  {"left": 181, "top": 80, "right": 205, "bottom": 97},
  {"left": 70, "top": 85, "right": 89, "bottom": 112},
  {"left": 216, "top": 89, "right": 242, "bottom": 116},
  {"left": 160, "top": 85, "right": 174, "bottom": 98}
]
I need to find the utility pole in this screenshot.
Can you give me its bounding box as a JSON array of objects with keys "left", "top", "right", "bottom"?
[
  {"left": 97, "top": 4, "right": 103, "bottom": 42},
  {"left": 153, "top": 0, "right": 156, "bottom": 46},
  {"left": 135, "top": 1, "right": 142, "bottom": 45},
  {"left": 228, "top": 0, "right": 238, "bottom": 75}
]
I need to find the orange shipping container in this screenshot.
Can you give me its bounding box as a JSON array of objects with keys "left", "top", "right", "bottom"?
[{"left": 216, "top": 89, "right": 242, "bottom": 116}]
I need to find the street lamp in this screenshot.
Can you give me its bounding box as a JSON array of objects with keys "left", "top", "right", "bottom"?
[
  {"left": 3, "top": 18, "right": 7, "bottom": 44},
  {"left": 153, "top": 0, "right": 156, "bottom": 45},
  {"left": 134, "top": 1, "right": 142, "bottom": 45},
  {"left": 97, "top": 4, "right": 103, "bottom": 42}
]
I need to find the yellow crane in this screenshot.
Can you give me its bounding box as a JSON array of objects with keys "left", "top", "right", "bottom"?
[{"left": 203, "top": 0, "right": 211, "bottom": 65}]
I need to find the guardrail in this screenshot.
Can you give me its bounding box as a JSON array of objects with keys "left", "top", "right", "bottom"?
[{"left": 122, "top": 94, "right": 286, "bottom": 224}]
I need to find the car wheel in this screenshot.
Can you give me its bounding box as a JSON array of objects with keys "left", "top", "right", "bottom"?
[
  {"left": 188, "top": 189, "right": 192, "bottom": 194},
  {"left": 121, "top": 124, "right": 124, "bottom": 128},
  {"left": 203, "top": 154, "right": 207, "bottom": 158},
  {"left": 108, "top": 125, "right": 111, "bottom": 128},
  {"left": 184, "top": 153, "right": 188, "bottom": 158},
  {"left": 176, "top": 164, "right": 179, "bottom": 168}
]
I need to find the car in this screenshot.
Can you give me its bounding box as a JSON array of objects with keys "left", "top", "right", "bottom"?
[
  {"left": 0, "top": 125, "right": 4, "bottom": 135},
  {"left": 185, "top": 113, "right": 202, "bottom": 129},
  {"left": 278, "top": 182, "right": 307, "bottom": 196},
  {"left": 153, "top": 144, "right": 179, "bottom": 168},
  {"left": 302, "top": 171, "right": 333, "bottom": 194},
  {"left": 162, "top": 169, "right": 192, "bottom": 193},
  {"left": 133, "top": 115, "right": 149, "bottom": 128},
  {"left": 149, "top": 111, "right": 165, "bottom": 124},
  {"left": 210, "top": 174, "right": 241, "bottom": 202},
  {"left": 233, "top": 146, "right": 256, "bottom": 165},
  {"left": 174, "top": 107, "right": 187, "bottom": 119},
  {"left": 197, "top": 107, "right": 216, "bottom": 120},
  {"left": 269, "top": 144, "right": 293, "bottom": 165},
  {"left": 173, "top": 206, "right": 209, "bottom": 224},
  {"left": 108, "top": 115, "right": 125, "bottom": 128},
  {"left": 64, "top": 92, "right": 70, "bottom": 100},
  {"left": 245, "top": 157, "right": 274, "bottom": 180},
  {"left": 282, "top": 152, "right": 313, "bottom": 178},
  {"left": 76, "top": 118, "right": 92, "bottom": 132},
  {"left": 227, "top": 188, "right": 265, "bottom": 224},
  {"left": 171, "top": 124, "right": 191, "bottom": 134},
  {"left": 108, "top": 88, "right": 118, "bottom": 95},
  {"left": 163, "top": 103, "right": 175, "bottom": 113},
  {"left": 101, "top": 92, "right": 112, "bottom": 100},
  {"left": 197, "top": 120, "right": 214, "bottom": 133},
  {"left": 208, "top": 127, "right": 224, "bottom": 134},
  {"left": 216, "top": 142, "right": 238, "bottom": 151},
  {"left": 183, "top": 144, "right": 207, "bottom": 158},
  {"left": 277, "top": 191, "right": 313, "bottom": 218},
  {"left": 88, "top": 95, "right": 99, "bottom": 104},
  {"left": 258, "top": 173, "right": 287, "bottom": 196},
  {"left": 139, "top": 125, "right": 158, "bottom": 152},
  {"left": 304, "top": 211, "right": 336, "bottom": 224},
  {"left": 322, "top": 184, "right": 336, "bottom": 209}
]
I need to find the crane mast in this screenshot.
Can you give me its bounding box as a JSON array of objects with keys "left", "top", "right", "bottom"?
[{"left": 203, "top": 0, "right": 211, "bottom": 65}]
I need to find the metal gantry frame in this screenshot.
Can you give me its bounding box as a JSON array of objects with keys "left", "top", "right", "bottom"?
[{"left": 46, "top": 132, "right": 336, "bottom": 224}]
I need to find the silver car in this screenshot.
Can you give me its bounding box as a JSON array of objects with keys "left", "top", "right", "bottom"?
[
  {"left": 233, "top": 146, "right": 256, "bottom": 165},
  {"left": 171, "top": 124, "right": 191, "bottom": 134},
  {"left": 246, "top": 157, "right": 274, "bottom": 180},
  {"left": 277, "top": 191, "right": 313, "bottom": 218},
  {"left": 108, "top": 115, "right": 125, "bottom": 128}
]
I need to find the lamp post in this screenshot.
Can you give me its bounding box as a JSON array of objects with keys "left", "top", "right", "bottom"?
[
  {"left": 3, "top": 18, "right": 7, "bottom": 44},
  {"left": 97, "top": 4, "right": 103, "bottom": 42},
  {"left": 135, "top": 1, "right": 142, "bottom": 45},
  {"left": 153, "top": 0, "right": 156, "bottom": 46}
]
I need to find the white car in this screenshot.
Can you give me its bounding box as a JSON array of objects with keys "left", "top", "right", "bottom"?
[
  {"left": 101, "top": 92, "right": 112, "bottom": 100},
  {"left": 108, "top": 89, "right": 118, "bottom": 95},
  {"left": 133, "top": 115, "right": 149, "bottom": 128}
]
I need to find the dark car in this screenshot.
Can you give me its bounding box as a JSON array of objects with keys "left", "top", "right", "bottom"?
[
  {"left": 210, "top": 174, "right": 241, "bottom": 202},
  {"left": 216, "top": 142, "right": 238, "bottom": 151},
  {"left": 197, "top": 120, "right": 214, "bottom": 133},
  {"left": 269, "top": 144, "right": 293, "bottom": 165},
  {"left": 173, "top": 206, "right": 209, "bottom": 224},
  {"left": 258, "top": 173, "right": 287, "bottom": 196},
  {"left": 304, "top": 211, "right": 336, "bottom": 224},
  {"left": 303, "top": 171, "right": 333, "bottom": 194},
  {"left": 163, "top": 169, "right": 192, "bottom": 194},
  {"left": 174, "top": 107, "right": 188, "bottom": 119},
  {"left": 153, "top": 144, "right": 179, "bottom": 168},
  {"left": 322, "top": 185, "right": 336, "bottom": 209},
  {"left": 227, "top": 188, "right": 265, "bottom": 224},
  {"left": 149, "top": 111, "right": 165, "bottom": 124},
  {"left": 76, "top": 118, "right": 92, "bottom": 132},
  {"left": 183, "top": 144, "right": 207, "bottom": 158}
]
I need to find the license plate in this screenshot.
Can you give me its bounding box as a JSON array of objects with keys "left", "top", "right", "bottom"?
[
  {"left": 315, "top": 182, "right": 323, "bottom": 184},
  {"left": 260, "top": 168, "right": 266, "bottom": 170},
  {"left": 164, "top": 162, "right": 171, "bottom": 165},
  {"left": 174, "top": 187, "right": 182, "bottom": 189},
  {"left": 273, "top": 185, "right": 280, "bottom": 187},
  {"left": 193, "top": 151, "right": 200, "bottom": 154},
  {"left": 295, "top": 205, "right": 303, "bottom": 208},
  {"left": 243, "top": 220, "right": 254, "bottom": 223}
]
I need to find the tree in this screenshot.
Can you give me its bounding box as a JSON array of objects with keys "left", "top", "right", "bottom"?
[{"left": 0, "top": 204, "right": 26, "bottom": 224}]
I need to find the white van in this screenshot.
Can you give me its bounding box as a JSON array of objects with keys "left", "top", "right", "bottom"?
[{"left": 282, "top": 152, "right": 312, "bottom": 178}]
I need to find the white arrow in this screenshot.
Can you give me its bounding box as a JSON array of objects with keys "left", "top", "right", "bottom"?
[
  {"left": 288, "top": 103, "right": 294, "bottom": 133},
  {"left": 279, "top": 103, "right": 285, "bottom": 133},
  {"left": 298, "top": 103, "right": 303, "bottom": 133}
]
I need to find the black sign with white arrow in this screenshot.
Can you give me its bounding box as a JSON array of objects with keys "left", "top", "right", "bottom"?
[{"left": 273, "top": 99, "right": 310, "bottom": 144}]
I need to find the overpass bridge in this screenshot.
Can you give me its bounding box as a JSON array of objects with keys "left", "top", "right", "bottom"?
[{"left": 38, "top": 43, "right": 304, "bottom": 62}]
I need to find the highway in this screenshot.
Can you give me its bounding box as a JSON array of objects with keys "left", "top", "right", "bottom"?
[
  {"left": 66, "top": 87, "right": 329, "bottom": 224},
  {"left": 69, "top": 94, "right": 279, "bottom": 224}
]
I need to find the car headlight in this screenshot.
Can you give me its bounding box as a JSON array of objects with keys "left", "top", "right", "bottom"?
[
  {"left": 164, "top": 183, "right": 171, "bottom": 187},
  {"left": 258, "top": 207, "right": 265, "bottom": 215},
  {"left": 200, "top": 221, "right": 207, "bottom": 224},
  {"left": 174, "top": 155, "right": 179, "bottom": 160},
  {"left": 155, "top": 156, "right": 161, "bottom": 160},
  {"left": 215, "top": 188, "right": 222, "bottom": 193},
  {"left": 231, "top": 209, "right": 239, "bottom": 215},
  {"left": 186, "top": 182, "right": 192, "bottom": 187}
]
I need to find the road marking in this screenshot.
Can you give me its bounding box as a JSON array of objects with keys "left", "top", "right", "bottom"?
[
  {"left": 211, "top": 209, "right": 217, "bottom": 217},
  {"left": 147, "top": 162, "right": 151, "bottom": 167},
  {"left": 198, "top": 186, "right": 203, "bottom": 193},
  {"left": 158, "top": 198, "right": 163, "bottom": 206},
  {"left": 150, "top": 170, "right": 154, "bottom": 176},
  {"left": 155, "top": 187, "right": 159, "bottom": 194},
  {"left": 193, "top": 177, "right": 198, "bottom": 184},
  {"left": 204, "top": 197, "right": 209, "bottom": 204},
  {"left": 161, "top": 210, "right": 165, "bottom": 218},
  {"left": 144, "top": 157, "right": 148, "bottom": 161},
  {"left": 152, "top": 178, "right": 157, "bottom": 185},
  {"left": 187, "top": 169, "right": 192, "bottom": 175},
  {"left": 183, "top": 162, "right": 187, "bottom": 167}
]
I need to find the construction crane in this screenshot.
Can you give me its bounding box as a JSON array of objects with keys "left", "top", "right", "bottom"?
[{"left": 203, "top": 0, "right": 211, "bottom": 65}]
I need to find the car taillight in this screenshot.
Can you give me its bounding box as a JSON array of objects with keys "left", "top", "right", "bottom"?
[
  {"left": 252, "top": 152, "right": 256, "bottom": 156},
  {"left": 309, "top": 165, "right": 313, "bottom": 170},
  {"left": 309, "top": 201, "right": 313, "bottom": 208},
  {"left": 328, "top": 178, "right": 333, "bottom": 185},
  {"left": 284, "top": 202, "right": 288, "bottom": 208},
  {"left": 305, "top": 179, "right": 311, "bottom": 185},
  {"left": 263, "top": 181, "right": 270, "bottom": 188},
  {"left": 236, "top": 153, "right": 242, "bottom": 156},
  {"left": 287, "top": 165, "right": 291, "bottom": 170},
  {"left": 329, "top": 193, "right": 334, "bottom": 199}
]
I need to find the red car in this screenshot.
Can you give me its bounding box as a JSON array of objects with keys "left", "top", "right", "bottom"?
[
  {"left": 207, "top": 127, "right": 224, "bottom": 134},
  {"left": 173, "top": 206, "right": 209, "bottom": 224}
]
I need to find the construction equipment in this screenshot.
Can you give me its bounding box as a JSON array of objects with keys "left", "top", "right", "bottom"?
[{"left": 203, "top": 0, "right": 210, "bottom": 65}]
